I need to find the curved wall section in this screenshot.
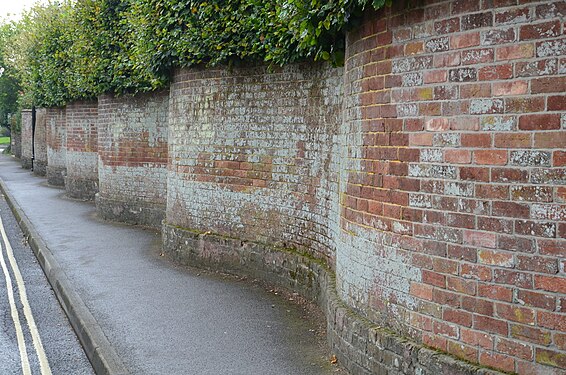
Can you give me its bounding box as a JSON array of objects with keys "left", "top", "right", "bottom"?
[
  {"left": 96, "top": 92, "right": 169, "bottom": 227},
  {"left": 165, "top": 64, "right": 343, "bottom": 265},
  {"left": 33, "top": 108, "right": 47, "bottom": 176},
  {"left": 21, "top": 109, "right": 33, "bottom": 169},
  {"left": 46, "top": 107, "right": 67, "bottom": 186},
  {"left": 339, "top": 2, "right": 566, "bottom": 374},
  {"left": 65, "top": 101, "right": 99, "bottom": 200}
]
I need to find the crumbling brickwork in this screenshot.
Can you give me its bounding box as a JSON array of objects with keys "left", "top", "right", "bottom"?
[
  {"left": 339, "top": 1, "right": 566, "bottom": 373},
  {"left": 96, "top": 92, "right": 169, "bottom": 227},
  {"left": 46, "top": 107, "right": 67, "bottom": 186},
  {"left": 65, "top": 101, "right": 99, "bottom": 200}
]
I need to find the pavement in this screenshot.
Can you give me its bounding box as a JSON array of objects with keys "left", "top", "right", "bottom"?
[
  {"left": 0, "top": 154, "right": 343, "bottom": 375},
  {"left": 0, "top": 191, "right": 95, "bottom": 375}
]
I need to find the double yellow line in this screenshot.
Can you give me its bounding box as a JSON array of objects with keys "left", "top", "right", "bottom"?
[{"left": 0, "top": 213, "right": 52, "bottom": 375}]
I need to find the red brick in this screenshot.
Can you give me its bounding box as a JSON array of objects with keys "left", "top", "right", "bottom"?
[
  {"left": 433, "top": 288, "right": 462, "bottom": 308},
  {"left": 493, "top": 81, "right": 528, "bottom": 96},
  {"left": 474, "top": 315, "right": 508, "bottom": 336},
  {"left": 548, "top": 95, "right": 566, "bottom": 111},
  {"left": 494, "top": 133, "right": 531, "bottom": 148},
  {"left": 462, "top": 296, "right": 494, "bottom": 316},
  {"left": 460, "top": 83, "right": 490, "bottom": 98},
  {"left": 474, "top": 150, "right": 507, "bottom": 165},
  {"left": 435, "top": 17, "right": 460, "bottom": 34},
  {"left": 434, "top": 320, "right": 459, "bottom": 338},
  {"left": 464, "top": 231, "right": 496, "bottom": 248},
  {"left": 511, "top": 324, "right": 552, "bottom": 346},
  {"left": 519, "top": 20, "right": 561, "bottom": 41},
  {"left": 460, "top": 167, "right": 490, "bottom": 182},
  {"left": 478, "top": 249, "right": 514, "bottom": 268},
  {"left": 478, "top": 284, "right": 513, "bottom": 302},
  {"left": 538, "top": 239, "right": 566, "bottom": 257},
  {"left": 423, "top": 70, "right": 447, "bottom": 83},
  {"left": 444, "top": 150, "right": 471, "bottom": 164},
  {"left": 460, "top": 264, "right": 492, "bottom": 282},
  {"left": 443, "top": 308, "right": 473, "bottom": 327},
  {"left": 476, "top": 184, "right": 508, "bottom": 199},
  {"left": 461, "top": 328, "right": 494, "bottom": 350},
  {"left": 422, "top": 270, "right": 446, "bottom": 288},
  {"left": 534, "top": 132, "right": 566, "bottom": 148},
  {"left": 409, "top": 133, "right": 433, "bottom": 146},
  {"left": 447, "top": 340, "right": 478, "bottom": 363},
  {"left": 519, "top": 114, "right": 561, "bottom": 131},
  {"left": 532, "top": 76, "right": 566, "bottom": 94},
  {"left": 499, "top": 235, "right": 535, "bottom": 253},
  {"left": 496, "top": 338, "right": 533, "bottom": 361},
  {"left": 423, "top": 332, "right": 447, "bottom": 351},
  {"left": 491, "top": 168, "right": 529, "bottom": 183},
  {"left": 493, "top": 201, "right": 530, "bottom": 219},
  {"left": 410, "top": 282, "right": 433, "bottom": 301},
  {"left": 447, "top": 244, "right": 477, "bottom": 263},
  {"left": 535, "top": 348, "right": 566, "bottom": 369},
  {"left": 495, "top": 7, "right": 530, "bottom": 25},
  {"left": 538, "top": 311, "right": 566, "bottom": 332},
  {"left": 496, "top": 43, "right": 534, "bottom": 60},
  {"left": 504, "top": 96, "right": 545, "bottom": 113},
  {"left": 447, "top": 276, "right": 476, "bottom": 296},
  {"left": 516, "top": 289, "right": 555, "bottom": 310},
  {"left": 535, "top": 275, "right": 566, "bottom": 294},
  {"left": 479, "top": 352, "right": 514, "bottom": 373},
  {"left": 478, "top": 64, "right": 513, "bottom": 81},
  {"left": 494, "top": 269, "right": 533, "bottom": 289},
  {"left": 461, "top": 133, "right": 491, "bottom": 148},
  {"left": 450, "top": 32, "right": 480, "bottom": 49},
  {"left": 495, "top": 303, "right": 535, "bottom": 325}
]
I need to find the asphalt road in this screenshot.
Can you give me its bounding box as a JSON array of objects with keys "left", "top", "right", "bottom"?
[{"left": 0, "top": 192, "right": 94, "bottom": 375}]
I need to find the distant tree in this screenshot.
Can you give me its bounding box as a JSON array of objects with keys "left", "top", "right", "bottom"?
[{"left": 0, "top": 21, "right": 21, "bottom": 129}]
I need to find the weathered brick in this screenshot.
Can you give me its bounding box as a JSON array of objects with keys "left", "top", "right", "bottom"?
[{"left": 519, "top": 20, "right": 561, "bottom": 41}]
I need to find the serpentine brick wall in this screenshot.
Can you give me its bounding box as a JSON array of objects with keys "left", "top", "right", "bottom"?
[
  {"left": 65, "top": 101, "right": 99, "bottom": 200},
  {"left": 21, "top": 109, "right": 33, "bottom": 169},
  {"left": 96, "top": 92, "right": 169, "bottom": 227},
  {"left": 164, "top": 64, "right": 342, "bottom": 265},
  {"left": 339, "top": 1, "right": 565, "bottom": 374},
  {"left": 33, "top": 108, "right": 47, "bottom": 176},
  {"left": 46, "top": 107, "right": 66, "bottom": 186}
]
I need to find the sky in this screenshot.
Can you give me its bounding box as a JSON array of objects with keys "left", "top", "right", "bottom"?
[{"left": 1, "top": 0, "right": 46, "bottom": 21}]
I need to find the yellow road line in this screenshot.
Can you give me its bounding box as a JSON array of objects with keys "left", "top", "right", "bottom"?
[
  {"left": 0, "top": 214, "right": 52, "bottom": 375},
  {"left": 0, "top": 232, "right": 32, "bottom": 375}
]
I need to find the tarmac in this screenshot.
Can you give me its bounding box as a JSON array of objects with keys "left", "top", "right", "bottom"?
[{"left": 0, "top": 154, "right": 343, "bottom": 375}]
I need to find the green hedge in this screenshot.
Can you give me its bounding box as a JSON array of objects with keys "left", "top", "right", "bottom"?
[{"left": 4, "top": 0, "right": 391, "bottom": 107}]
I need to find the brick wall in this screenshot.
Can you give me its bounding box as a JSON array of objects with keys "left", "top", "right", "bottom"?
[
  {"left": 96, "top": 92, "right": 169, "bottom": 227},
  {"left": 33, "top": 108, "right": 47, "bottom": 176},
  {"left": 20, "top": 109, "right": 32, "bottom": 168},
  {"left": 165, "top": 64, "right": 342, "bottom": 264},
  {"left": 65, "top": 101, "right": 99, "bottom": 200},
  {"left": 46, "top": 107, "right": 67, "bottom": 186},
  {"left": 339, "top": 1, "right": 565, "bottom": 373}
]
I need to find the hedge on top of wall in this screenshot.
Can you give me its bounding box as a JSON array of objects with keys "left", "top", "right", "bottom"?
[{"left": 2, "top": 0, "right": 392, "bottom": 107}]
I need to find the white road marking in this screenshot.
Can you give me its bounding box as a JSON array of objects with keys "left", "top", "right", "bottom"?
[
  {"left": 0, "top": 214, "right": 53, "bottom": 375},
  {"left": 0, "top": 230, "right": 32, "bottom": 375}
]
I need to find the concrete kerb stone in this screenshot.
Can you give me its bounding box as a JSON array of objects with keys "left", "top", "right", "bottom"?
[
  {"left": 0, "top": 178, "right": 129, "bottom": 375},
  {"left": 162, "top": 222, "right": 505, "bottom": 375}
]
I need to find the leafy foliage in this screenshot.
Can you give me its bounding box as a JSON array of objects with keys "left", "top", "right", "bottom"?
[
  {"left": 2, "top": 0, "right": 391, "bottom": 107},
  {"left": 0, "top": 22, "right": 21, "bottom": 128}
]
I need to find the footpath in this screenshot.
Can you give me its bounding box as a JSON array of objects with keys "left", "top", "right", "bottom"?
[{"left": 0, "top": 154, "right": 341, "bottom": 375}]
